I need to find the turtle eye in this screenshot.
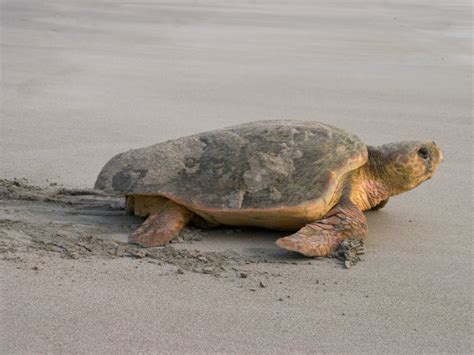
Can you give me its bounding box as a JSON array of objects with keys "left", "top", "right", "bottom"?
[{"left": 417, "top": 146, "right": 430, "bottom": 160}]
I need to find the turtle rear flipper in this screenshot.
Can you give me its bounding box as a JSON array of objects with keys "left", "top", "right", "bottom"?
[
  {"left": 276, "top": 201, "right": 367, "bottom": 257},
  {"left": 129, "top": 200, "right": 193, "bottom": 247}
]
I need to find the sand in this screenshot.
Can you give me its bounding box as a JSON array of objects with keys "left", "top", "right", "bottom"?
[{"left": 1, "top": 0, "right": 472, "bottom": 353}]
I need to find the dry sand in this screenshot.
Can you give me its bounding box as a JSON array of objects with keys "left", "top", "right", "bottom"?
[{"left": 1, "top": 0, "right": 472, "bottom": 353}]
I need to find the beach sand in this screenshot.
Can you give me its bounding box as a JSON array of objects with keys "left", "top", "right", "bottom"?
[{"left": 1, "top": 0, "right": 472, "bottom": 353}]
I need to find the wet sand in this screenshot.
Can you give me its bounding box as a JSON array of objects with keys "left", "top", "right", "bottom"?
[{"left": 1, "top": 0, "right": 472, "bottom": 353}]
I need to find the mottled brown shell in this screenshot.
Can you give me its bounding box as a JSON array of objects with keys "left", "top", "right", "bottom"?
[{"left": 95, "top": 121, "right": 367, "bottom": 211}]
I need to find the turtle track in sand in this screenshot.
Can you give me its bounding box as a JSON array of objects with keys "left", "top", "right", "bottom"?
[{"left": 0, "top": 179, "right": 361, "bottom": 275}]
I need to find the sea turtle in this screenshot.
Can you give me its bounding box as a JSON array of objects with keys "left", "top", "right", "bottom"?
[{"left": 95, "top": 120, "right": 442, "bottom": 257}]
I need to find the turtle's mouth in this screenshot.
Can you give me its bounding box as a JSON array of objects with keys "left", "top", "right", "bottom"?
[
  {"left": 437, "top": 147, "right": 444, "bottom": 163},
  {"left": 427, "top": 145, "right": 443, "bottom": 174}
]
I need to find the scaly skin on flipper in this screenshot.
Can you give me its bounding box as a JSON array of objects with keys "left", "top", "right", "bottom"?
[
  {"left": 276, "top": 200, "right": 367, "bottom": 257},
  {"left": 129, "top": 200, "right": 193, "bottom": 247}
]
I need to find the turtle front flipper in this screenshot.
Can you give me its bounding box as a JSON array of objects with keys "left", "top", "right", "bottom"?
[
  {"left": 276, "top": 201, "right": 367, "bottom": 257},
  {"left": 129, "top": 200, "right": 193, "bottom": 247}
]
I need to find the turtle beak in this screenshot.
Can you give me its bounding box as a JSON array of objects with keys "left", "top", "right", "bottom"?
[
  {"left": 431, "top": 142, "right": 443, "bottom": 164},
  {"left": 426, "top": 141, "right": 443, "bottom": 174}
]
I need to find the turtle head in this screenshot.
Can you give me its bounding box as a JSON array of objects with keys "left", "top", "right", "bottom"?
[{"left": 369, "top": 141, "right": 443, "bottom": 195}]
